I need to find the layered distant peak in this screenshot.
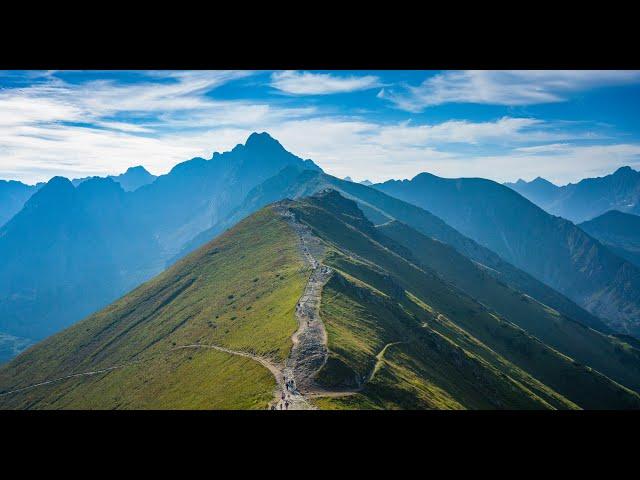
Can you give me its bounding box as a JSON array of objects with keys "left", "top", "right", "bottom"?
[
  {"left": 580, "top": 209, "right": 640, "bottom": 233},
  {"left": 76, "top": 176, "right": 124, "bottom": 200},
  {"left": 531, "top": 176, "right": 556, "bottom": 186},
  {"left": 124, "top": 165, "right": 150, "bottom": 175},
  {"left": 46, "top": 176, "right": 74, "bottom": 189},
  {"left": 613, "top": 165, "right": 638, "bottom": 177},
  {"left": 29, "top": 176, "right": 75, "bottom": 204},
  {"left": 168, "top": 157, "right": 208, "bottom": 176},
  {"left": 114, "top": 165, "right": 157, "bottom": 191},
  {"left": 244, "top": 131, "right": 284, "bottom": 150}
]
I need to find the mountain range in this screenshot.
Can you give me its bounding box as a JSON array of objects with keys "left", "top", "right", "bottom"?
[
  {"left": 505, "top": 166, "right": 640, "bottom": 223},
  {"left": 375, "top": 173, "right": 640, "bottom": 336},
  {"left": 579, "top": 210, "right": 640, "bottom": 268},
  {"left": 72, "top": 165, "right": 157, "bottom": 192},
  {"left": 2, "top": 132, "right": 640, "bottom": 409},
  {"left": 2, "top": 190, "right": 640, "bottom": 410},
  {"left": 0, "top": 166, "right": 159, "bottom": 230},
  {"left": 0, "top": 133, "right": 321, "bottom": 344}
]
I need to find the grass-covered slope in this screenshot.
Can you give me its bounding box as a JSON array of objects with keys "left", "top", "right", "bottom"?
[
  {"left": 3, "top": 190, "right": 640, "bottom": 410},
  {"left": 197, "top": 167, "right": 606, "bottom": 334},
  {"left": 289, "top": 191, "right": 640, "bottom": 409},
  {"left": 378, "top": 220, "right": 640, "bottom": 393},
  {"left": 0, "top": 207, "right": 308, "bottom": 409}
]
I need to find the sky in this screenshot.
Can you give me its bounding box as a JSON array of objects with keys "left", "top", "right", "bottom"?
[{"left": 1, "top": 70, "right": 640, "bottom": 186}]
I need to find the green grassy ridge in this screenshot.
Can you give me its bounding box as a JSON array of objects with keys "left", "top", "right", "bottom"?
[
  {"left": 292, "top": 191, "right": 640, "bottom": 409},
  {"left": 317, "top": 271, "right": 556, "bottom": 409},
  {"left": 0, "top": 206, "right": 306, "bottom": 409},
  {"left": 378, "top": 220, "right": 640, "bottom": 393},
  {"left": 325, "top": 256, "right": 578, "bottom": 410},
  {"left": 320, "top": 174, "right": 610, "bottom": 334}
]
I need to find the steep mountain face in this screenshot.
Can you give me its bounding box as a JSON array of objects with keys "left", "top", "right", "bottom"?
[
  {"left": 3, "top": 191, "right": 640, "bottom": 410},
  {"left": 580, "top": 210, "right": 640, "bottom": 267},
  {"left": 178, "top": 167, "right": 607, "bottom": 334},
  {"left": 375, "top": 173, "right": 640, "bottom": 336},
  {"left": 73, "top": 166, "right": 158, "bottom": 192},
  {"left": 0, "top": 177, "right": 162, "bottom": 340},
  {"left": 506, "top": 166, "right": 640, "bottom": 222},
  {"left": 0, "top": 180, "right": 38, "bottom": 227},
  {"left": 128, "top": 132, "right": 321, "bottom": 256},
  {"left": 0, "top": 133, "right": 321, "bottom": 349}
]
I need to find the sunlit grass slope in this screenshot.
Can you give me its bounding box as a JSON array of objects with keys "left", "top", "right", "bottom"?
[
  {"left": 290, "top": 191, "right": 640, "bottom": 409},
  {"left": 378, "top": 220, "right": 640, "bottom": 393},
  {"left": 0, "top": 207, "right": 307, "bottom": 409}
]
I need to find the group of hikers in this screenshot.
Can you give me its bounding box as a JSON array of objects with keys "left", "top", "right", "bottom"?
[{"left": 270, "top": 378, "right": 296, "bottom": 410}]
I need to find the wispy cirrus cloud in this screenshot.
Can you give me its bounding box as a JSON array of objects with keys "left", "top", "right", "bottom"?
[
  {"left": 270, "top": 71, "right": 381, "bottom": 95},
  {"left": 380, "top": 70, "right": 640, "bottom": 111}
]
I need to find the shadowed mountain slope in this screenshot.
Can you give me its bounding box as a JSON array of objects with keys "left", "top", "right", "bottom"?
[
  {"left": 376, "top": 173, "right": 640, "bottom": 336},
  {"left": 579, "top": 210, "right": 640, "bottom": 268},
  {"left": 506, "top": 166, "right": 640, "bottom": 222},
  {"left": 0, "top": 180, "right": 38, "bottom": 228}
]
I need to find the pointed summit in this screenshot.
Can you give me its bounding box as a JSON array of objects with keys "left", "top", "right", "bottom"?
[
  {"left": 613, "top": 165, "right": 637, "bottom": 176},
  {"left": 244, "top": 131, "right": 284, "bottom": 151},
  {"left": 124, "top": 165, "right": 150, "bottom": 175},
  {"left": 113, "top": 165, "right": 157, "bottom": 191}
]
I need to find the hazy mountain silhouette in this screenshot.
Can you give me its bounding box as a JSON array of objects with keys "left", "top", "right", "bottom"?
[
  {"left": 506, "top": 166, "right": 640, "bottom": 222},
  {"left": 0, "top": 180, "right": 39, "bottom": 227},
  {"left": 0, "top": 133, "right": 321, "bottom": 343},
  {"left": 580, "top": 210, "right": 640, "bottom": 268},
  {"left": 72, "top": 165, "right": 157, "bottom": 192},
  {"left": 376, "top": 172, "right": 640, "bottom": 335},
  {"left": 0, "top": 176, "right": 161, "bottom": 339}
]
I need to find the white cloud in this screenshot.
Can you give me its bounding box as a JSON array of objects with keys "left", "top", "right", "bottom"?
[
  {"left": 270, "top": 71, "right": 381, "bottom": 95},
  {"left": 0, "top": 71, "right": 636, "bottom": 187},
  {"left": 383, "top": 70, "right": 640, "bottom": 111}
]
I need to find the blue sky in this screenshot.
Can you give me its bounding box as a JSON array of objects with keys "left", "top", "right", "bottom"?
[{"left": 1, "top": 70, "right": 640, "bottom": 185}]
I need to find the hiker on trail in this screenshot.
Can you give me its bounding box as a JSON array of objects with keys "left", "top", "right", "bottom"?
[
  {"left": 281, "top": 391, "right": 285, "bottom": 400},
  {"left": 279, "top": 403, "right": 282, "bottom": 410},
  {"left": 285, "top": 401, "right": 289, "bottom": 410}
]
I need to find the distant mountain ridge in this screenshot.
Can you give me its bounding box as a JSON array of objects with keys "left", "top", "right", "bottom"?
[
  {"left": 72, "top": 165, "right": 157, "bottom": 192},
  {"left": 0, "top": 180, "right": 39, "bottom": 228},
  {"left": 506, "top": 166, "right": 640, "bottom": 222},
  {"left": 580, "top": 210, "right": 640, "bottom": 268},
  {"left": 376, "top": 172, "right": 640, "bottom": 336},
  {"left": 0, "top": 133, "right": 321, "bottom": 343},
  {"left": 0, "top": 176, "right": 161, "bottom": 339}
]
